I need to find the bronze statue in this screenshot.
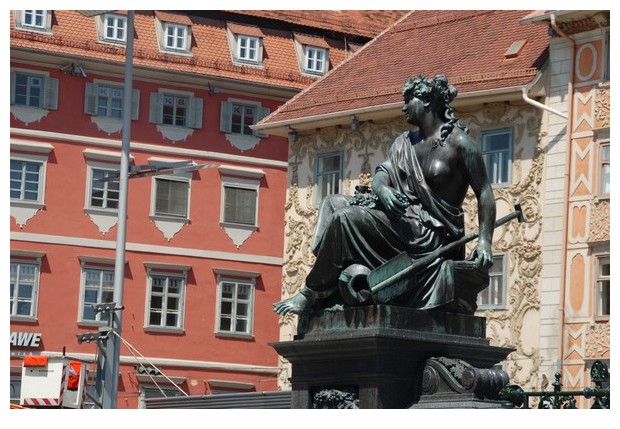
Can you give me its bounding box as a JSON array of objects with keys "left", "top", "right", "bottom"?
[{"left": 274, "top": 74, "right": 497, "bottom": 316}]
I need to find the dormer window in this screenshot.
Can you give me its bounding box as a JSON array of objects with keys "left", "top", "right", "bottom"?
[
  {"left": 154, "top": 11, "right": 192, "bottom": 55},
  {"left": 226, "top": 23, "right": 264, "bottom": 66},
  {"left": 23, "top": 10, "right": 47, "bottom": 29},
  {"left": 237, "top": 35, "right": 260, "bottom": 63},
  {"left": 304, "top": 46, "right": 327, "bottom": 75},
  {"left": 102, "top": 13, "right": 127, "bottom": 44},
  {"left": 165, "top": 23, "right": 188, "bottom": 51},
  {"left": 293, "top": 33, "right": 330, "bottom": 76},
  {"left": 13, "top": 10, "right": 52, "bottom": 34}
]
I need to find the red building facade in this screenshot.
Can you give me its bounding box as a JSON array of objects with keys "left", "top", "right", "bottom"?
[{"left": 9, "top": 10, "right": 403, "bottom": 408}]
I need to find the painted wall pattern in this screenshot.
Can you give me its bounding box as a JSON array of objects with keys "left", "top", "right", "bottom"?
[
  {"left": 557, "top": 17, "right": 610, "bottom": 395},
  {"left": 277, "top": 103, "right": 544, "bottom": 389}
]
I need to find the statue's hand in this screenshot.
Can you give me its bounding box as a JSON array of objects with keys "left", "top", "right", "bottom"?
[
  {"left": 469, "top": 241, "right": 493, "bottom": 271},
  {"left": 375, "top": 185, "right": 409, "bottom": 218}
]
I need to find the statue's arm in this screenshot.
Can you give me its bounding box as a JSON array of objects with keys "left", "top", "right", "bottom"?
[
  {"left": 372, "top": 166, "right": 408, "bottom": 218},
  {"left": 460, "top": 135, "right": 496, "bottom": 269}
]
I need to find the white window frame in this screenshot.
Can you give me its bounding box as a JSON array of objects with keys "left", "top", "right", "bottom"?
[
  {"left": 10, "top": 68, "right": 58, "bottom": 110},
  {"left": 151, "top": 174, "right": 191, "bottom": 220},
  {"left": 315, "top": 151, "right": 342, "bottom": 206},
  {"left": 231, "top": 102, "right": 257, "bottom": 136},
  {"left": 477, "top": 254, "right": 506, "bottom": 310},
  {"left": 84, "top": 81, "right": 139, "bottom": 121},
  {"left": 599, "top": 142, "right": 610, "bottom": 197},
  {"left": 10, "top": 153, "right": 47, "bottom": 205},
  {"left": 304, "top": 46, "right": 328, "bottom": 75},
  {"left": 220, "top": 176, "right": 259, "bottom": 228},
  {"left": 481, "top": 128, "right": 513, "bottom": 187},
  {"left": 219, "top": 98, "right": 270, "bottom": 144},
  {"left": 594, "top": 255, "right": 610, "bottom": 319},
  {"left": 102, "top": 13, "right": 127, "bottom": 44},
  {"left": 144, "top": 267, "right": 188, "bottom": 332},
  {"left": 149, "top": 89, "right": 203, "bottom": 131},
  {"left": 10, "top": 253, "right": 43, "bottom": 322},
  {"left": 96, "top": 84, "right": 124, "bottom": 119},
  {"left": 164, "top": 22, "right": 189, "bottom": 52},
  {"left": 215, "top": 272, "right": 257, "bottom": 338},
  {"left": 86, "top": 162, "right": 121, "bottom": 212},
  {"left": 162, "top": 93, "right": 189, "bottom": 127},
  {"left": 14, "top": 10, "right": 52, "bottom": 33},
  {"left": 78, "top": 258, "right": 115, "bottom": 325},
  {"left": 235, "top": 34, "right": 261, "bottom": 64}
]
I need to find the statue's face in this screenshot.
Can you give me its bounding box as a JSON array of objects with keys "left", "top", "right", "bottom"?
[{"left": 402, "top": 95, "right": 425, "bottom": 126}]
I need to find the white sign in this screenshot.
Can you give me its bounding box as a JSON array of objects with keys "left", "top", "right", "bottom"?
[{"left": 10, "top": 332, "right": 42, "bottom": 347}]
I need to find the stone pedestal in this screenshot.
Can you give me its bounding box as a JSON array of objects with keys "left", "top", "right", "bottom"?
[{"left": 271, "top": 305, "right": 514, "bottom": 409}]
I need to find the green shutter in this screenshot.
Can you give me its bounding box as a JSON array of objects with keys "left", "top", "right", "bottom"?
[
  {"left": 149, "top": 92, "right": 163, "bottom": 124},
  {"left": 43, "top": 77, "right": 58, "bottom": 110},
  {"left": 254, "top": 106, "right": 271, "bottom": 138},
  {"left": 187, "top": 97, "right": 203, "bottom": 129},
  {"left": 84, "top": 82, "right": 97, "bottom": 115},
  {"left": 220, "top": 101, "right": 232, "bottom": 133},
  {"left": 131, "top": 89, "right": 140, "bottom": 120}
]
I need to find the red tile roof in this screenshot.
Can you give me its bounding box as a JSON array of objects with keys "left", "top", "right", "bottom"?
[
  {"left": 10, "top": 11, "right": 403, "bottom": 91},
  {"left": 223, "top": 10, "right": 408, "bottom": 38},
  {"left": 257, "top": 10, "right": 550, "bottom": 128}
]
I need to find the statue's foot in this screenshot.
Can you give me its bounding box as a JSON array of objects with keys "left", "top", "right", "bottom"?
[{"left": 273, "top": 293, "right": 312, "bottom": 316}]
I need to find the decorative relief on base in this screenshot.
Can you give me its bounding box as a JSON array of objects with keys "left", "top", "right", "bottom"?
[{"left": 420, "top": 357, "right": 510, "bottom": 401}]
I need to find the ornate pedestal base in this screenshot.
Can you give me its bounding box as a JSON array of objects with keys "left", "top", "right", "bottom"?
[{"left": 271, "top": 305, "right": 514, "bottom": 409}]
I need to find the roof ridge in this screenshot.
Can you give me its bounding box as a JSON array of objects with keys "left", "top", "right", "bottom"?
[
  {"left": 393, "top": 10, "right": 495, "bottom": 33},
  {"left": 225, "top": 10, "right": 400, "bottom": 36}
]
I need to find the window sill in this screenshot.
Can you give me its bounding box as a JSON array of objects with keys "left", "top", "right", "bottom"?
[
  {"left": 98, "top": 38, "right": 127, "bottom": 47},
  {"left": 11, "top": 200, "right": 44, "bottom": 209},
  {"left": 476, "top": 306, "right": 508, "bottom": 312},
  {"left": 144, "top": 326, "right": 185, "bottom": 334},
  {"left": 10, "top": 316, "right": 38, "bottom": 323},
  {"left": 15, "top": 26, "right": 53, "bottom": 36},
  {"left": 490, "top": 183, "right": 511, "bottom": 189},
  {"left": 302, "top": 70, "right": 326, "bottom": 77},
  {"left": 77, "top": 320, "right": 108, "bottom": 328},
  {"left": 215, "top": 331, "right": 254, "bottom": 340},
  {"left": 232, "top": 59, "right": 264, "bottom": 69},
  {"left": 160, "top": 48, "right": 193, "bottom": 57}
]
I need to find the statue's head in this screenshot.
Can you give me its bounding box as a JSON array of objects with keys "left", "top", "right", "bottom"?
[
  {"left": 402, "top": 74, "right": 467, "bottom": 139},
  {"left": 402, "top": 74, "right": 458, "bottom": 113}
]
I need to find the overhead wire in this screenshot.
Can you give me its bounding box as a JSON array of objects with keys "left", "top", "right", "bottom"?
[{"left": 111, "top": 330, "right": 188, "bottom": 397}]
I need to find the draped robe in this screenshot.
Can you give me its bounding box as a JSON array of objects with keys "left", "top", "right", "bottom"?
[{"left": 306, "top": 130, "right": 472, "bottom": 310}]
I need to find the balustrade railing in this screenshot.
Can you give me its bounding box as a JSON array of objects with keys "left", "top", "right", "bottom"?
[{"left": 500, "top": 360, "right": 609, "bottom": 409}]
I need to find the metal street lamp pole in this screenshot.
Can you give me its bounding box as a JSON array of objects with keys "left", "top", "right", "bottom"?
[{"left": 101, "top": 10, "right": 134, "bottom": 409}]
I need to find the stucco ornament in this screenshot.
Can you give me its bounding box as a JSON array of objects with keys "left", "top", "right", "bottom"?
[{"left": 462, "top": 103, "right": 544, "bottom": 389}]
